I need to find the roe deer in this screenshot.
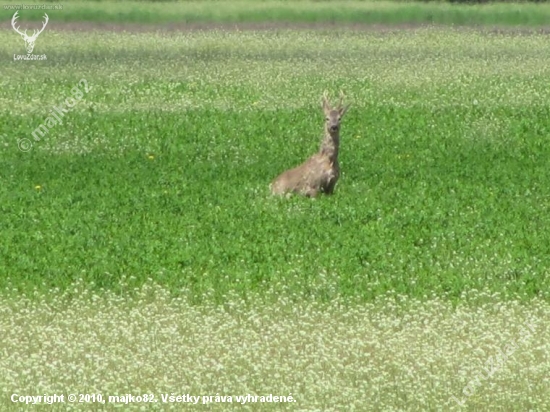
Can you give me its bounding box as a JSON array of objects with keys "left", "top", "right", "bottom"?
[{"left": 270, "top": 91, "right": 350, "bottom": 198}]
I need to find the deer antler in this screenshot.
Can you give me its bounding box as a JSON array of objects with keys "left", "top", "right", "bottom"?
[
  {"left": 31, "top": 13, "right": 49, "bottom": 39},
  {"left": 322, "top": 90, "right": 331, "bottom": 110},
  {"left": 338, "top": 90, "right": 345, "bottom": 109},
  {"left": 11, "top": 11, "right": 28, "bottom": 38},
  {"left": 12, "top": 12, "right": 48, "bottom": 40}
]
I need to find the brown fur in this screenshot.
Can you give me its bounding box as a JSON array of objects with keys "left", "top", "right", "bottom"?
[{"left": 271, "top": 91, "right": 350, "bottom": 198}]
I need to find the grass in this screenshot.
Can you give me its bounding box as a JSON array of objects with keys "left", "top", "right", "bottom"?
[
  {"left": 2, "top": 28, "right": 550, "bottom": 304},
  {"left": 4, "top": 0, "right": 550, "bottom": 27}
]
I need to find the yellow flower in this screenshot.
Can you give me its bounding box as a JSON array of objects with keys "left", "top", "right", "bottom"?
[
  {"left": 148, "top": 155, "right": 154, "bottom": 160},
  {"left": 35, "top": 185, "right": 41, "bottom": 190}
]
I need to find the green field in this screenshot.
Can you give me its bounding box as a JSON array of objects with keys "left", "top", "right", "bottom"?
[
  {"left": 4, "top": 0, "right": 550, "bottom": 26},
  {"left": 3, "top": 28, "right": 550, "bottom": 303},
  {"left": 2, "top": 2, "right": 550, "bottom": 410}
]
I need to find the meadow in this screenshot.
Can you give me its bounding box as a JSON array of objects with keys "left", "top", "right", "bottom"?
[
  {"left": 4, "top": 0, "right": 550, "bottom": 27},
  {"left": 3, "top": 28, "right": 550, "bottom": 303},
  {"left": 1, "top": 2, "right": 550, "bottom": 410}
]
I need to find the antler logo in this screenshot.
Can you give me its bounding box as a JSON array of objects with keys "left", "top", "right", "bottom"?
[{"left": 11, "top": 11, "right": 49, "bottom": 54}]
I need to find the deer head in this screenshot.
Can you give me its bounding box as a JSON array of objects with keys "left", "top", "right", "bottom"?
[
  {"left": 322, "top": 90, "right": 351, "bottom": 134},
  {"left": 12, "top": 11, "right": 49, "bottom": 54}
]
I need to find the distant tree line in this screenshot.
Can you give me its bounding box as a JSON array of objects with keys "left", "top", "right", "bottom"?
[{"left": 446, "top": 0, "right": 546, "bottom": 3}]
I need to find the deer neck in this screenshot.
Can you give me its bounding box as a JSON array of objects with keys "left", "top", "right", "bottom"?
[{"left": 320, "top": 129, "right": 339, "bottom": 163}]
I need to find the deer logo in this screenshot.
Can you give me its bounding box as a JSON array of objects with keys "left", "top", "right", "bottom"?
[{"left": 11, "top": 11, "right": 49, "bottom": 54}]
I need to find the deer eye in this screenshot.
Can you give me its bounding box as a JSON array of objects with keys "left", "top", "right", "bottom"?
[{"left": 325, "top": 117, "right": 330, "bottom": 121}]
